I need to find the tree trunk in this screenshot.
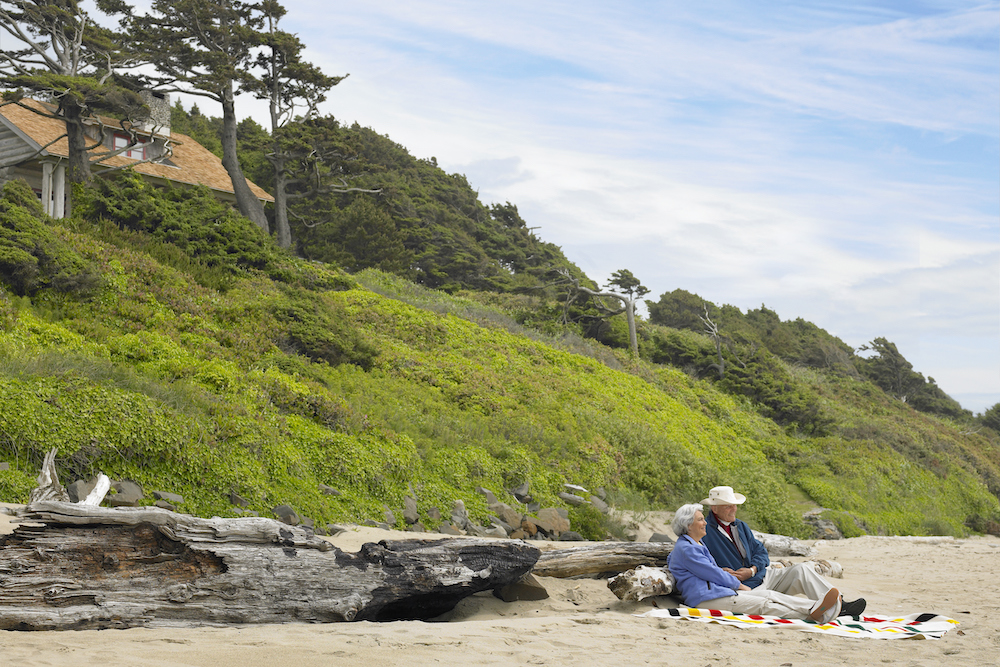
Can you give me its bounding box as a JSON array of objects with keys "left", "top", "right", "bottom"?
[
  {"left": 274, "top": 159, "right": 292, "bottom": 248},
  {"left": 220, "top": 84, "right": 269, "bottom": 233},
  {"left": 0, "top": 502, "right": 540, "bottom": 630},
  {"left": 62, "top": 102, "right": 91, "bottom": 189},
  {"left": 532, "top": 542, "right": 674, "bottom": 578},
  {"left": 625, "top": 298, "right": 638, "bottom": 359}
]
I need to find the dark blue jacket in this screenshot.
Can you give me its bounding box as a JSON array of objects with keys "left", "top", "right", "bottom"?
[{"left": 702, "top": 510, "right": 769, "bottom": 589}]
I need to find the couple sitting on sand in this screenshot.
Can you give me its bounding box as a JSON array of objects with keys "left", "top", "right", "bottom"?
[{"left": 668, "top": 486, "right": 867, "bottom": 624}]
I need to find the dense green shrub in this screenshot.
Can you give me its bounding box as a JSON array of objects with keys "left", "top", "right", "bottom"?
[{"left": 0, "top": 179, "right": 101, "bottom": 297}]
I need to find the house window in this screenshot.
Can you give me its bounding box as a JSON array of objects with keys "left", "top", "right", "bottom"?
[{"left": 113, "top": 133, "right": 146, "bottom": 160}]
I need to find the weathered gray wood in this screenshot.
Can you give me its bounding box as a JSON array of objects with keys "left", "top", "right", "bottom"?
[
  {"left": 607, "top": 566, "right": 675, "bottom": 601},
  {"left": 0, "top": 502, "right": 540, "bottom": 630},
  {"left": 533, "top": 541, "right": 674, "bottom": 578}
]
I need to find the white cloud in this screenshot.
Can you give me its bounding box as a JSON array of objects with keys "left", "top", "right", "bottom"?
[{"left": 271, "top": 1, "right": 999, "bottom": 411}]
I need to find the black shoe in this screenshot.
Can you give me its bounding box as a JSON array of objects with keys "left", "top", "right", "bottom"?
[{"left": 838, "top": 597, "right": 867, "bottom": 618}]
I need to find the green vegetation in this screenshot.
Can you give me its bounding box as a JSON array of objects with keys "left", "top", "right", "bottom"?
[{"left": 1, "top": 131, "right": 999, "bottom": 540}]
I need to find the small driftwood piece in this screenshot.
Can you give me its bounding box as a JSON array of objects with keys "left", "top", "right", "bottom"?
[
  {"left": 607, "top": 565, "right": 675, "bottom": 601},
  {"left": 533, "top": 542, "right": 674, "bottom": 578},
  {"left": 0, "top": 502, "right": 540, "bottom": 630}
]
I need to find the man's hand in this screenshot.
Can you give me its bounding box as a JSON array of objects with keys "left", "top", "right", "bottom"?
[
  {"left": 722, "top": 566, "right": 755, "bottom": 581},
  {"left": 738, "top": 584, "right": 751, "bottom": 591}
]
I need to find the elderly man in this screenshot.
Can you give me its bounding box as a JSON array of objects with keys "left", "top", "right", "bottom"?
[{"left": 700, "top": 486, "right": 866, "bottom": 618}]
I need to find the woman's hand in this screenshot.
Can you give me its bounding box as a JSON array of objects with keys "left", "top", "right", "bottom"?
[{"left": 738, "top": 584, "right": 751, "bottom": 591}]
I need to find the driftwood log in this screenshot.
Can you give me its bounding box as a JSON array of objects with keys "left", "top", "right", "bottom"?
[
  {"left": 0, "top": 502, "right": 540, "bottom": 630},
  {"left": 533, "top": 541, "right": 673, "bottom": 578}
]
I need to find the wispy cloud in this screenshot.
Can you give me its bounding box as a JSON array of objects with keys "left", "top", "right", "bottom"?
[{"left": 275, "top": 1, "right": 999, "bottom": 412}]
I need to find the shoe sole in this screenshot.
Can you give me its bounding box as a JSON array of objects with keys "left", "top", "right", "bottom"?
[{"left": 809, "top": 587, "right": 841, "bottom": 623}]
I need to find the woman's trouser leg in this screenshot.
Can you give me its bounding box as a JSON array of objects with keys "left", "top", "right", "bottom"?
[{"left": 695, "top": 589, "right": 815, "bottom": 619}]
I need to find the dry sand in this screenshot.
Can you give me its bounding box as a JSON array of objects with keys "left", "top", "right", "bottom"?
[{"left": 2, "top": 504, "right": 997, "bottom": 666}]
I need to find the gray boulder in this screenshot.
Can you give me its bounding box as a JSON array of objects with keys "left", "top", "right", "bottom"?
[
  {"left": 108, "top": 480, "right": 143, "bottom": 507},
  {"left": 403, "top": 496, "right": 420, "bottom": 524},
  {"left": 558, "top": 492, "right": 587, "bottom": 507},
  {"left": 67, "top": 478, "right": 98, "bottom": 503},
  {"left": 272, "top": 504, "right": 301, "bottom": 526},
  {"left": 152, "top": 490, "right": 184, "bottom": 505},
  {"left": 476, "top": 486, "right": 499, "bottom": 505}
]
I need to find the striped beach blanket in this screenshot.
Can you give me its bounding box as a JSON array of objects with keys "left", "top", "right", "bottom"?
[{"left": 642, "top": 607, "right": 958, "bottom": 639}]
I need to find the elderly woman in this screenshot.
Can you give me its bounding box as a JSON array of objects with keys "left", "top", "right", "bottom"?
[{"left": 668, "top": 503, "right": 841, "bottom": 623}]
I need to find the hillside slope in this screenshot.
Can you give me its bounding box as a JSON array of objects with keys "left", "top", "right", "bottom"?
[{"left": 1, "top": 178, "right": 998, "bottom": 538}]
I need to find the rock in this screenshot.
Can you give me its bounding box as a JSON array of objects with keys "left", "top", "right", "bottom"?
[
  {"left": 272, "top": 504, "right": 301, "bottom": 526},
  {"left": 753, "top": 531, "right": 816, "bottom": 557},
  {"left": 510, "top": 482, "right": 532, "bottom": 504},
  {"left": 520, "top": 517, "right": 538, "bottom": 537},
  {"left": 408, "top": 523, "right": 425, "bottom": 533},
  {"left": 300, "top": 516, "right": 315, "bottom": 530},
  {"left": 67, "top": 478, "right": 98, "bottom": 503},
  {"left": 384, "top": 508, "right": 397, "bottom": 525},
  {"left": 509, "top": 529, "right": 527, "bottom": 540},
  {"left": 153, "top": 500, "right": 176, "bottom": 511},
  {"left": 232, "top": 508, "right": 259, "bottom": 517},
  {"left": 108, "top": 480, "right": 143, "bottom": 507},
  {"left": 649, "top": 532, "right": 674, "bottom": 543},
  {"left": 438, "top": 523, "right": 464, "bottom": 536},
  {"left": 558, "top": 492, "right": 587, "bottom": 507},
  {"left": 564, "top": 483, "right": 589, "bottom": 494},
  {"left": 526, "top": 502, "right": 541, "bottom": 513},
  {"left": 608, "top": 566, "right": 675, "bottom": 601},
  {"left": 0, "top": 462, "right": 9, "bottom": 471},
  {"left": 559, "top": 531, "right": 586, "bottom": 541},
  {"left": 590, "top": 496, "right": 610, "bottom": 514},
  {"left": 534, "top": 508, "right": 571, "bottom": 536},
  {"left": 319, "top": 484, "right": 341, "bottom": 496},
  {"left": 487, "top": 515, "right": 513, "bottom": 535},
  {"left": 427, "top": 507, "right": 442, "bottom": 521},
  {"left": 594, "top": 486, "right": 607, "bottom": 500},
  {"left": 451, "top": 500, "right": 471, "bottom": 531},
  {"left": 151, "top": 490, "right": 184, "bottom": 505},
  {"left": 488, "top": 501, "right": 522, "bottom": 528},
  {"left": 326, "top": 524, "right": 347, "bottom": 536},
  {"left": 403, "top": 496, "right": 420, "bottom": 524},
  {"left": 229, "top": 492, "right": 250, "bottom": 508},
  {"left": 481, "top": 524, "right": 508, "bottom": 539},
  {"left": 493, "top": 573, "right": 549, "bottom": 602},
  {"left": 803, "top": 509, "right": 844, "bottom": 540},
  {"left": 475, "top": 486, "right": 498, "bottom": 505}
]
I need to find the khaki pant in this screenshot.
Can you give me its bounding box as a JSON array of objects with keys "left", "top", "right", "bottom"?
[
  {"left": 759, "top": 562, "right": 832, "bottom": 600},
  {"left": 696, "top": 588, "right": 816, "bottom": 619},
  {"left": 697, "top": 563, "right": 834, "bottom": 619}
]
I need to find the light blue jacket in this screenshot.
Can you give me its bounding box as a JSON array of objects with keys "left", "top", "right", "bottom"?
[{"left": 667, "top": 534, "right": 741, "bottom": 607}]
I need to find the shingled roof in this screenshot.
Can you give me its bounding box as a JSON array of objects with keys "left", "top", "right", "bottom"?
[{"left": 0, "top": 98, "right": 273, "bottom": 202}]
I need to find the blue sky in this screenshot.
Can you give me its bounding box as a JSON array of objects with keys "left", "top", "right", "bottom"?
[{"left": 247, "top": 1, "right": 999, "bottom": 413}]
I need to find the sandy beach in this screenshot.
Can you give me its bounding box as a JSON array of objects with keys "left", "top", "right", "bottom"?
[{"left": 2, "top": 504, "right": 997, "bottom": 666}]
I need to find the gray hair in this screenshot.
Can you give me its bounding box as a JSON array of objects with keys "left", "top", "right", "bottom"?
[{"left": 672, "top": 503, "right": 704, "bottom": 536}]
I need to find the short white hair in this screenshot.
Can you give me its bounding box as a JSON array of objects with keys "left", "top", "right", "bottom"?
[{"left": 672, "top": 503, "right": 704, "bottom": 536}]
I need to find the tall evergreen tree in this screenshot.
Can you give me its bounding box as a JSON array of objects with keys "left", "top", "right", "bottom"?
[
  {"left": 243, "top": 0, "right": 344, "bottom": 248},
  {"left": 129, "top": 0, "right": 270, "bottom": 232}
]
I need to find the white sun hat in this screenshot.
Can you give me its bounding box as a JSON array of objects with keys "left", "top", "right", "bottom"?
[{"left": 701, "top": 485, "right": 746, "bottom": 505}]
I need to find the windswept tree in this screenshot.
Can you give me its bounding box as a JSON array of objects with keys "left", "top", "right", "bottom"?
[
  {"left": 556, "top": 267, "right": 648, "bottom": 358},
  {"left": 0, "top": 0, "right": 150, "bottom": 191},
  {"left": 129, "top": 0, "right": 270, "bottom": 231},
  {"left": 242, "top": 0, "right": 348, "bottom": 248}
]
